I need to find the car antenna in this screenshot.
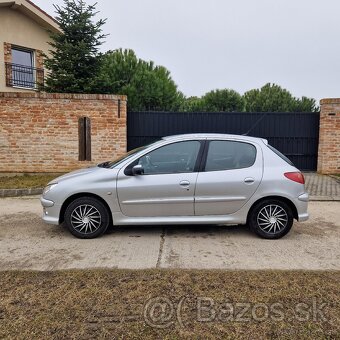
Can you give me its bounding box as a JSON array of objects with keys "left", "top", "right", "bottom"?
[{"left": 242, "top": 112, "right": 268, "bottom": 136}]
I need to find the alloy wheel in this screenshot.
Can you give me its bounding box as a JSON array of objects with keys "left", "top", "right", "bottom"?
[
  {"left": 70, "top": 204, "right": 102, "bottom": 234},
  {"left": 257, "top": 204, "right": 288, "bottom": 234}
]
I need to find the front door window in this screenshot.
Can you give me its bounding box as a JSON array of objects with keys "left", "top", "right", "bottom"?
[{"left": 138, "top": 141, "right": 201, "bottom": 175}]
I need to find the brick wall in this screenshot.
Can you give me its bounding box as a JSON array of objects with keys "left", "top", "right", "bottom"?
[
  {"left": 318, "top": 98, "right": 340, "bottom": 174},
  {"left": 0, "top": 92, "right": 127, "bottom": 173}
]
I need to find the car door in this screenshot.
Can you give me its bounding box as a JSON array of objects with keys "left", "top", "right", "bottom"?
[
  {"left": 195, "top": 139, "right": 263, "bottom": 215},
  {"left": 117, "top": 140, "right": 203, "bottom": 217}
]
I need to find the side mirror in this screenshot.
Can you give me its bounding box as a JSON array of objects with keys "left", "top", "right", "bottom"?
[{"left": 132, "top": 164, "right": 144, "bottom": 176}]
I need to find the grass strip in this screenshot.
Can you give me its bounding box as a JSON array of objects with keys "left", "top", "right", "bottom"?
[
  {"left": 0, "top": 174, "right": 61, "bottom": 189},
  {"left": 0, "top": 269, "right": 339, "bottom": 339}
]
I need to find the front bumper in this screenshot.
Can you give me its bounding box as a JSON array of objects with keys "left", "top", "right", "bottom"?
[
  {"left": 40, "top": 196, "right": 60, "bottom": 225},
  {"left": 41, "top": 197, "right": 54, "bottom": 207}
]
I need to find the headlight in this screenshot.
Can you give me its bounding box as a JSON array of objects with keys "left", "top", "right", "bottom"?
[{"left": 43, "top": 183, "right": 58, "bottom": 196}]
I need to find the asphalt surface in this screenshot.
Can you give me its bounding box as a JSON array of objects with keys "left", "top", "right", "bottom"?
[{"left": 0, "top": 197, "right": 339, "bottom": 270}]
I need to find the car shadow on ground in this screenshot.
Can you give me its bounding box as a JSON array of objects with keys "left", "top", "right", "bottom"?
[{"left": 105, "top": 223, "right": 254, "bottom": 237}]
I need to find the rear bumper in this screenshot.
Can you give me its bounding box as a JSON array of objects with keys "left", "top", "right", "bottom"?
[
  {"left": 298, "top": 192, "right": 309, "bottom": 202},
  {"left": 295, "top": 192, "right": 309, "bottom": 222},
  {"left": 298, "top": 212, "right": 309, "bottom": 222}
]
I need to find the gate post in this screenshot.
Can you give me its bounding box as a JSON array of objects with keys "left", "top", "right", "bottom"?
[{"left": 317, "top": 98, "right": 340, "bottom": 174}]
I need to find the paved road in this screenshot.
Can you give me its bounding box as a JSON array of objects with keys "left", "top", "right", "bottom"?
[
  {"left": 304, "top": 173, "right": 340, "bottom": 200},
  {"left": 0, "top": 197, "right": 339, "bottom": 270}
]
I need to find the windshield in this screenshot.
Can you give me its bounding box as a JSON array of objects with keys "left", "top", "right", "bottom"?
[{"left": 97, "top": 141, "right": 159, "bottom": 168}]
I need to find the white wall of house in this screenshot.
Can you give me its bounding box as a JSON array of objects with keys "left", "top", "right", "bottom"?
[{"left": 0, "top": 3, "right": 59, "bottom": 92}]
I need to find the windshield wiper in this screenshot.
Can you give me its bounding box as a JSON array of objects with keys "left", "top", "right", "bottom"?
[{"left": 97, "top": 161, "right": 111, "bottom": 168}]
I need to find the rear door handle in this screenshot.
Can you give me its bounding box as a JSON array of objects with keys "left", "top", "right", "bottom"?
[
  {"left": 179, "top": 180, "right": 190, "bottom": 189},
  {"left": 244, "top": 177, "right": 255, "bottom": 184}
]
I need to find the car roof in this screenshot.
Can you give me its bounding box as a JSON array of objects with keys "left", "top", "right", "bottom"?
[{"left": 162, "top": 133, "right": 268, "bottom": 144}]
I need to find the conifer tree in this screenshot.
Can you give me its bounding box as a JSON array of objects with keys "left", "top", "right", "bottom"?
[{"left": 44, "top": 0, "right": 107, "bottom": 93}]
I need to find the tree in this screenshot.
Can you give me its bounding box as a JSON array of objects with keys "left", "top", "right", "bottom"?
[
  {"left": 179, "top": 96, "right": 205, "bottom": 112},
  {"left": 179, "top": 89, "right": 244, "bottom": 112},
  {"left": 44, "top": 0, "right": 107, "bottom": 93},
  {"left": 243, "top": 83, "right": 318, "bottom": 112},
  {"left": 244, "top": 83, "right": 294, "bottom": 112},
  {"left": 97, "top": 49, "right": 183, "bottom": 111},
  {"left": 94, "top": 49, "right": 139, "bottom": 94},
  {"left": 201, "top": 89, "right": 244, "bottom": 112},
  {"left": 294, "top": 96, "right": 319, "bottom": 112}
]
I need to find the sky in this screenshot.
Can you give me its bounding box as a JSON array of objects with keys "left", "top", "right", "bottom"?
[{"left": 34, "top": 0, "right": 340, "bottom": 102}]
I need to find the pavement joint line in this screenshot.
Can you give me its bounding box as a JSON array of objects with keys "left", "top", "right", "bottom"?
[{"left": 156, "top": 227, "right": 166, "bottom": 268}]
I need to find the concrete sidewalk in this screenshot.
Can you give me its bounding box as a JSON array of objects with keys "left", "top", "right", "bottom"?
[
  {"left": 304, "top": 173, "right": 340, "bottom": 201},
  {"left": 0, "top": 197, "right": 339, "bottom": 270}
]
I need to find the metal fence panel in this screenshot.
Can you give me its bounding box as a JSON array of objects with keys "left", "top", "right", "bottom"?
[{"left": 127, "top": 111, "right": 320, "bottom": 171}]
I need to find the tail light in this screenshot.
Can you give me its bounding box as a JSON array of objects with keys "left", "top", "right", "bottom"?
[{"left": 284, "top": 172, "right": 305, "bottom": 184}]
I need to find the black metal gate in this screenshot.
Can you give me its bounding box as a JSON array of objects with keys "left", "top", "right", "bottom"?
[{"left": 127, "top": 111, "right": 320, "bottom": 171}]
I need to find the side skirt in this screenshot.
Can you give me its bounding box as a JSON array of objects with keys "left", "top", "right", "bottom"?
[{"left": 112, "top": 212, "right": 246, "bottom": 225}]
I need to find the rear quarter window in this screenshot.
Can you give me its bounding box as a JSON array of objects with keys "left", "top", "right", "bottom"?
[{"left": 267, "top": 144, "right": 294, "bottom": 166}]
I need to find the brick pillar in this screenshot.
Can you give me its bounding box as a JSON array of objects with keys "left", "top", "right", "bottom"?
[
  {"left": 35, "top": 49, "right": 44, "bottom": 88},
  {"left": 35, "top": 49, "right": 44, "bottom": 68},
  {"left": 4, "top": 42, "right": 12, "bottom": 86},
  {"left": 3, "top": 42, "right": 12, "bottom": 63},
  {"left": 317, "top": 99, "right": 340, "bottom": 174}
]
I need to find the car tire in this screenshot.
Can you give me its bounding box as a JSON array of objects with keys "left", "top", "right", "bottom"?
[
  {"left": 248, "top": 199, "right": 294, "bottom": 239},
  {"left": 64, "top": 197, "right": 110, "bottom": 239}
]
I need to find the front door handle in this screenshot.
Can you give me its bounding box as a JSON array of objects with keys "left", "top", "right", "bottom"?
[
  {"left": 244, "top": 177, "right": 255, "bottom": 184},
  {"left": 179, "top": 180, "right": 190, "bottom": 190}
]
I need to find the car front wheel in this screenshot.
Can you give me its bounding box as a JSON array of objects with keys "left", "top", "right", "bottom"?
[
  {"left": 248, "top": 199, "right": 294, "bottom": 239},
  {"left": 64, "top": 197, "right": 110, "bottom": 239}
]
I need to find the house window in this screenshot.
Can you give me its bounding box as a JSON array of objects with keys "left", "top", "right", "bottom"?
[
  {"left": 11, "top": 47, "right": 35, "bottom": 88},
  {"left": 5, "top": 44, "right": 44, "bottom": 89}
]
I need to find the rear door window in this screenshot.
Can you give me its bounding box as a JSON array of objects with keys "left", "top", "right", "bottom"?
[{"left": 205, "top": 140, "right": 257, "bottom": 171}]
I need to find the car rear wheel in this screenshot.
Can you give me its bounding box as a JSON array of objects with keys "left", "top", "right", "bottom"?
[
  {"left": 64, "top": 197, "right": 110, "bottom": 239},
  {"left": 248, "top": 199, "right": 293, "bottom": 239}
]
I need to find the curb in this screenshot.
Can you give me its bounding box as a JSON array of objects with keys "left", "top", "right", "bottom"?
[
  {"left": 309, "top": 196, "right": 340, "bottom": 201},
  {"left": 329, "top": 175, "right": 340, "bottom": 184},
  {"left": 0, "top": 188, "right": 43, "bottom": 197}
]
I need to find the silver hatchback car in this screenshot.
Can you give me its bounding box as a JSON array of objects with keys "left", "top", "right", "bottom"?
[{"left": 41, "top": 134, "right": 309, "bottom": 239}]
